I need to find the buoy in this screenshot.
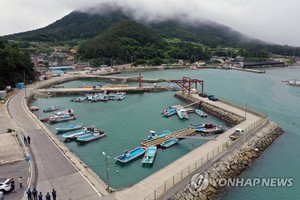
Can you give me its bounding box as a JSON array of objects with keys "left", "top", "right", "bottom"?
[{"left": 116, "top": 170, "right": 119, "bottom": 173}]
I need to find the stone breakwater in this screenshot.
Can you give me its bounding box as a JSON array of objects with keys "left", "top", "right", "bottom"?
[
  {"left": 171, "top": 122, "right": 283, "bottom": 200},
  {"left": 174, "top": 93, "right": 245, "bottom": 126}
]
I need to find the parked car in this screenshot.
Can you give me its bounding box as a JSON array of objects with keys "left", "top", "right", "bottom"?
[
  {"left": 199, "top": 92, "right": 208, "bottom": 97},
  {"left": 0, "top": 178, "right": 11, "bottom": 192},
  {"left": 0, "top": 191, "right": 4, "bottom": 200},
  {"left": 208, "top": 95, "right": 218, "bottom": 101},
  {"left": 229, "top": 128, "right": 244, "bottom": 140}
]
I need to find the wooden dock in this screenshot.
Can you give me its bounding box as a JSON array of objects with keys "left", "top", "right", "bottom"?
[{"left": 141, "top": 128, "right": 195, "bottom": 147}]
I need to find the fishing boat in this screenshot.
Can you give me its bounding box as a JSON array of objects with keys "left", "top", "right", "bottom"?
[
  {"left": 43, "top": 106, "right": 60, "bottom": 113},
  {"left": 162, "top": 107, "right": 177, "bottom": 117},
  {"left": 76, "top": 130, "right": 107, "bottom": 142},
  {"left": 62, "top": 129, "right": 86, "bottom": 140},
  {"left": 145, "top": 130, "right": 171, "bottom": 141},
  {"left": 48, "top": 113, "right": 75, "bottom": 124},
  {"left": 176, "top": 108, "right": 189, "bottom": 119},
  {"left": 189, "top": 123, "right": 215, "bottom": 131},
  {"left": 160, "top": 138, "right": 179, "bottom": 148},
  {"left": 115, "top": 147, "right": 147, "bottom": 163},
  {"left": 141, "top": 145, "right": 157, "bottom": 165},
  {"left": 195, "top": 109, "right": 208, "bottom": 118},
  {"left": 56, "top": 123, "right": 84, "bottom": 133},
  {"left": 200, "top": 126, "right": 225, "bottom": 134}
]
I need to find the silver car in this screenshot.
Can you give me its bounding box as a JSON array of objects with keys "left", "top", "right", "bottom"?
[{"left": 0, "top": 191, "right": 4, "bottom": 200}]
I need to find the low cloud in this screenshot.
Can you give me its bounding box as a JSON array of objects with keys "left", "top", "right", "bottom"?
[{"left": 1, "top": 0, "right": 299, "bottom": 46}]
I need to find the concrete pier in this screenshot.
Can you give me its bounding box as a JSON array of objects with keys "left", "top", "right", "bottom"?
[{"left": 112, "top": 92, "right": 268, "bottom": 200}]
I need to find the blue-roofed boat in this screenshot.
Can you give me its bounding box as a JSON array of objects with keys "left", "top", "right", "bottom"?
[
  {"left": 43, "top": 106, "right": 60, "bottom": 113},
  {"left": 115, "top": 147, "right": 147, "bottom": 163},
  {"left": 195, "top": 109, "right": 208, "bottom": 118},
  {"left": 142, "top": 145, "right": 157, "bottom": 165},
  {"left": 176, "top": 108, "right": 189, "bottom": 119},
  {"left": 76, "top": 130, "right": 107, "bottom": 142},
  {"left": 160, "top": 138, "right": 179, "bottom": 148},
  {"left": 162, "top": 107, "right": 177, "bottom": 117},
  {"left": 145, "top": 130, "right": 171, "bottom": 141},
  {"left": 56, "top": 123, "right": 84, "bottom": 133}
]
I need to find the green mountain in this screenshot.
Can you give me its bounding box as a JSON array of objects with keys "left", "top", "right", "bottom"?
[{"left": 4, "top": 9, "right": 299, "bottom": 63}]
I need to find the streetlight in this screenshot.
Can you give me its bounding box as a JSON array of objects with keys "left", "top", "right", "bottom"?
[{"left": 102, "top": 152, "right": 110, "bottom": 192}]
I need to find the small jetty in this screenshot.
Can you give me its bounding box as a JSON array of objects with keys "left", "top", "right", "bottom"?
[
  {"left": 141, "top": 128, "right": 195, "bottom": 147},
  {"left": 37, "top": 86, "right": 167, "bottom": 96}
]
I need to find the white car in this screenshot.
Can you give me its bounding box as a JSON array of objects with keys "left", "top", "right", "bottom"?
[{"left": 0, "top": 178, "right": 11, "bottom": 192}]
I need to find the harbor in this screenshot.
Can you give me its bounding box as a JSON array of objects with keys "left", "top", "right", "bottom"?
[{"left": 16, "top": 67, "right": 299, "bottom": 200}]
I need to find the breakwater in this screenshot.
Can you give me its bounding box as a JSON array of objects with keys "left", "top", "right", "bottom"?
[
  {"left": 172, "top": 122, "right": 283, "bottom": 200},
  {"left": 174, "top": 92, "right": 245, "bottom": 126}
]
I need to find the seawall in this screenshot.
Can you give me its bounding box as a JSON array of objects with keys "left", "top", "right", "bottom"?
[
  {"left": 174, "top": 93, "right": 245, "bottom": 126},
  {"left": 172, "top": 122, "right": 283, "bottom": 200}
]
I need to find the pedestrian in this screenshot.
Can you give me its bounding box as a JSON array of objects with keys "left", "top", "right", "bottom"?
[
  {"left": 27, "top": 136, "right": 31, "bottom": 144},
  {"left": 45, "top": 192, "right": 51, "bottom": 200},
  {"left": 24, "top": 136, "right": 27, "bottom": 144},
  {"left": 11, "top": 178, "right": 15, "bottom": 192},
  {"left": 27, "top": 189, "right": 32, "bottom": 200},
  {"left": 18, "top": 176, "right": 23, "bottom": 188},
  {"left": 38, "top": 192, "right": 43, "bottom": 200},
  {"left": 51, "top": 189, "right": 56, "bottom": 200},
  {"left": 32, "top": 188, "right": 38, "bottom": 200}
]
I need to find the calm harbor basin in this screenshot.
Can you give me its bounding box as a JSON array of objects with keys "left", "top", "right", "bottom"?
[{"left": 31, "top": 67, "right": 300, "bottom": 199}]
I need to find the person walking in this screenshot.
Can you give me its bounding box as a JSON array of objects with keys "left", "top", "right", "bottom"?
[
  {"left": 27, "top": 136, "right": 31, "bottom": 144},
  {"left": 38, "top": 192, "right": 43, "bottom": 200},
  {"left": 32, "top": 188, "right": 38, "bottom": 200},
  {"left": 51, "top": 189, "right": 56, "bottom": 200},
  {"left": 24, "top": 136, "right": 27, "bottom": 144},
  {"left": 18, "top": 177, "right": 23, "bottom": 188},
  {"left": 11, "top": 178, "right": 15, "bottom": 192},
  {"left": 26, "top": 189, "right": 32, "bottom": 200},
  {"left": 45, "top": 192, "right": 51, "bottom": 200}
]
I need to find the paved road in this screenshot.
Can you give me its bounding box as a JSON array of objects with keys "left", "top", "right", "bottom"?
[{"left": 8, "top": 88, "right": 103, "bottom": 200}]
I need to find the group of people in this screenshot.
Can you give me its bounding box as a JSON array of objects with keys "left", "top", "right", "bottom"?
[
  {"left": 26, "top": 188, "right": 57, "bottom": 200},
  {"left": 24, "top": 135, "right": 31, "bottom": 144},
  {"left": 10, "top": 177, "right": 23, "bottom": 192}
]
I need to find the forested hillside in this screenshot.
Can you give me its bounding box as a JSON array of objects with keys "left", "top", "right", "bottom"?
[{"left": 0, "top": 39, "right": 35, "bottom": 89}]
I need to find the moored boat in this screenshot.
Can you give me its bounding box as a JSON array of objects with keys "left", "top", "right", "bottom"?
[
  {"left": 160, "top": 138, "right": 179, "bottom": 148},
  {"left": 48, "top": 113, "right": 75, "bottom": 124},
  {"left": 56, "top": 123, "right": 84, "bottom": 133},
  {"left": 62, "top": 129, "right": 86, "bottom": 140},
  {"left": 195, "top": 109, "right": 208, "bottom": 118},
  {"left": 141, "top": 145, "right": 157, "bottom": 165},
  {"left": 162, "top": 107, "right": 177, "bottom": 117},
  {"left": 76, "top": 130, "right": 107, "bottom": 142},
  {"left": 189, "top": 123, "right": 215, "bottom": 131},
  {"left": 176, "top": 108, "right": 189, "bottom": 119},
  {"left": 43, "top": 106, "right": 60, "bottom": 113},
  {"left": 115, "top": 147, "right": 147, "bottom": 163},
  {"left": 200, "top": 126, "right": 226, "bottom": 134},
  {"left": 145, "top": 130, "right": 171, "bottom": 141}
]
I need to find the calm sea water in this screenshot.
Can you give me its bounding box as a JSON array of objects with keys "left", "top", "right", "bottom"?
[{"left": 31, "top": 67, "right": 300, "bottom": 199}]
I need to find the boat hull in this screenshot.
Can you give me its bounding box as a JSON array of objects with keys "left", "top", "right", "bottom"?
[
  {"left": 160, "top": 139, "right": 179, "bottom": 148},
  {"left": 142, "top": 146, "right": 157, "bottom": 164},
  {"left": 115, "top": 147, "right": 147, "bottom": 163}
]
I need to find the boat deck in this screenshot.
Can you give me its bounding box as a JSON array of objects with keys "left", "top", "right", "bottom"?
[{"left": 141, "top": 128, "right": 195, "bottom": 147}]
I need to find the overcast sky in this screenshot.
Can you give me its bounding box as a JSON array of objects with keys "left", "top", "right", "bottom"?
[{"left": 1, "top": 0, "right": 299, "bottom": 47}]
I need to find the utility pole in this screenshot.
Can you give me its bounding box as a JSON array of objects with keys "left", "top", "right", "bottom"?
[{"left": 102, "top": 152, "right": 110, "bottom": 192}]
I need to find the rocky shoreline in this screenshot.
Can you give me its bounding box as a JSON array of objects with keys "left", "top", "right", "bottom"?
[{"left": 171, "top": 122, "right": 283, "bottom": 200}]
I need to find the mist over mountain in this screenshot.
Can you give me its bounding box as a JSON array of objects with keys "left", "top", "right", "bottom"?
[{"left": 4, "top": 6, "right": 299, "bottom": 62}]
